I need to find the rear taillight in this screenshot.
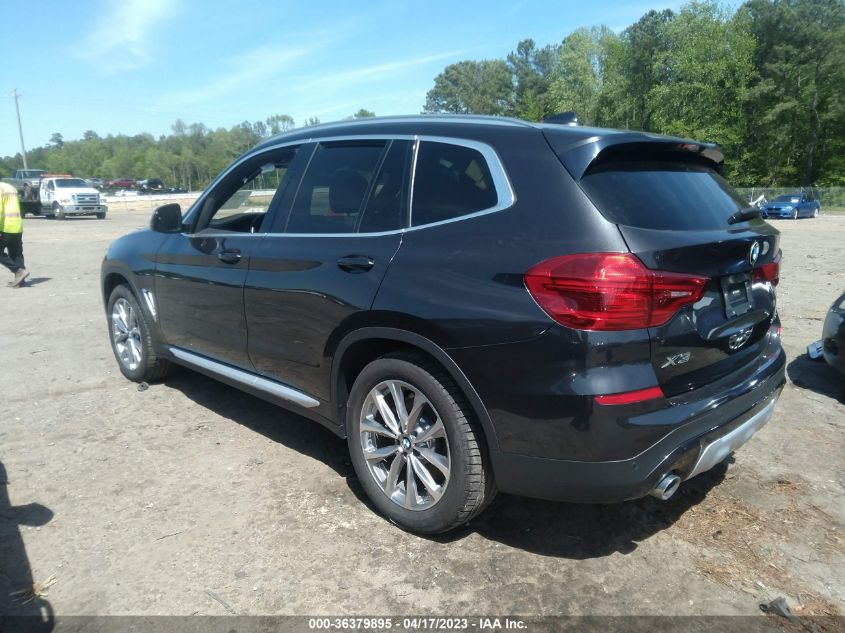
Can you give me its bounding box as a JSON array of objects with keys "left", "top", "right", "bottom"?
[
  {"left": 524, "top": 253, "right": 707, "bottom": 331},
  {"left": 752, "top": 250, "right": 781, "bottom": 286}
]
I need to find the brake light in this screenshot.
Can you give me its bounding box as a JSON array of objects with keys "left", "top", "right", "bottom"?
[
  {"left": 525, "top": 253, "right": 707, "bottom": 331},
  {"left": 752, "top": 250, "right": 781, "bottom": 286},
  {"left": 595, "top": 386, "right": 665, "bottom": 406}
]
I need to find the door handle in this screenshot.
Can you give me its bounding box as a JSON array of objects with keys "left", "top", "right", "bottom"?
[
  {"left": 217, "top": 249, "right": 242, "bottom": 264},
  {"left": 337, "top": 255, "right": 374, "bottom": 272}
]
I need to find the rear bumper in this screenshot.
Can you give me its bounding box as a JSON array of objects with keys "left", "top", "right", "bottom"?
[{"left": 490, "top": 346, "right": 786, "bottom": 503}]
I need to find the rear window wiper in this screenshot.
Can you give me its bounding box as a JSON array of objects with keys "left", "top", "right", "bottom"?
[{"left": 727, "top": 206, "right": 762, "bottom": 225}]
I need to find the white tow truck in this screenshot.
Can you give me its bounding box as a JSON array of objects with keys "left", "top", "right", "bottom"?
[{"left": 38, "top": 176, "right": 108, "bottom": 219}]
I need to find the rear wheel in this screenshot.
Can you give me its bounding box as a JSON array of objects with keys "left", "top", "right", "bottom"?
[
  {"left": 347, "top": 352, "right": 495, "bottom": 534},
  {"left": 813, "top": 207, "right": 819, "bottom": 218},
  {"left": 107, "top": 285, "right": 171, "bottom": 382}
]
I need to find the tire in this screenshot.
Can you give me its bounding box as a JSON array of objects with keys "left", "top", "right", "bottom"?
[
  {"left": 814, "top": 207, "right": 819, "bottom": 218},
  {"left": 107, "top": 285, "right": 171, "bottom": 382},
  {"left": 96, "top": 212, "right": 106, "bottom": 219},
  {"left": 53, "top": 203, "right": 65, "bottom": 220},
  {"left": 346, "top": 352, "right": 495, "bottom": 534},
  {"left": 793, "top": 209, "right": 798, "bottom": 220}
]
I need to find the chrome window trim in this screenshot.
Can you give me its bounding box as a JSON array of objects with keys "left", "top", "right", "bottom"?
[{"left": 183, "top": 134, "right": 516, "bottom": 238}]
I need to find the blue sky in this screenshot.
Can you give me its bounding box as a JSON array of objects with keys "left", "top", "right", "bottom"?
[{"left": 3, "top": 0, "right": 740, "bottom": 158}]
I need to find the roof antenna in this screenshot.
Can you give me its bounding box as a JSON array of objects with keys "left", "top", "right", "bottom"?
[{"left": 543, "top": 112, "right": 580, "bottom": 126}]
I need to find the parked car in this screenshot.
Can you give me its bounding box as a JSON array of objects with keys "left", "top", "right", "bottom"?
[
  {"left": 84, "top": 177, "right": 104, "bottom": 189},
  {"left": 819, "top": 293, "right": 845, "bottom": 376},
  {"left": 761, "top": 193, "right": 820, "bottom": 219},
  {"left": 101, "top": 115, "right": 786, "bottom": 533},
  {"left": 137, "top": 178, "right": 164, "bottom": 193},
  {"left": 107, "top": 178, "right": 137, "bottom": 189}
]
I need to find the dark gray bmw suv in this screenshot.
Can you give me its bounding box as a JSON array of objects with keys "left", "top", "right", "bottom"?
[{"left": 102, "top": 115, "right": 785, "bottom": 533}]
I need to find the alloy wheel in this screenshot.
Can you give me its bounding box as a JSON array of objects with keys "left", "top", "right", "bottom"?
[
  {"left": 359, "top": 380, "right": 451, "bottom": 511},
  {"left": 112, "top": 298, "right": 143, "bottom": 371}
]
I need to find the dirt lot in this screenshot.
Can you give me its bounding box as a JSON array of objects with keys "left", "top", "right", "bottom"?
[{"left": 1, "top": 203, "right": 843, "bottom": 624}]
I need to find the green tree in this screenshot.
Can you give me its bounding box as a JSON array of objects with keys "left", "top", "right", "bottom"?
[
  {"left": 546, "top": 27, "right": 617, "bottom": 125},
  {"left": 739, "top": 0, "right": 845, "bottom": 185},
  {"left": 266, "top": 114, "right": 295, "bottom": 134},
  {"left": 424, "top": 60, "right": 514, "bottom": 115},
  {"left": 506, "top": 39, "right": 559, "bottom": 120},
  {"left": 353, "top": 109, "right": 376, "bottom": 118}
]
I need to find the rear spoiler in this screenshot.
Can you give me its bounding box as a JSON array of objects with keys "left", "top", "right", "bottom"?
[{"left": 543, "top": 129, "right": 725, "bottom": 180}]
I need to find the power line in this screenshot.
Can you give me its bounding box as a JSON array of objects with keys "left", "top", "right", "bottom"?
[{"left": 12, "top": 89, "right": 28, "bottom": 169}]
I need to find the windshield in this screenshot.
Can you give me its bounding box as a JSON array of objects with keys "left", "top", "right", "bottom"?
[
  {"left": 579, "top": 161, "right": 750, "bottom": 230},
  {"left": 21, "top": 170, "right": 46, "bottom": 178},
  {"left": 56, "top": 179, "right": 88, "bottom": 188},
  {"left": 774, "top": 195, "right": 801, "bottom": 203}
]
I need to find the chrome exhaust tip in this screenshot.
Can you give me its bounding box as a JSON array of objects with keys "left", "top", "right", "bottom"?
[{"left": 649, "top": 474, "right": 681, "bottom": 500}]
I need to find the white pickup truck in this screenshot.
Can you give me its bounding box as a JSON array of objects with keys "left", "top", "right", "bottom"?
[{"left": 39, "top": 176, "right": 108, "bottom": 219}]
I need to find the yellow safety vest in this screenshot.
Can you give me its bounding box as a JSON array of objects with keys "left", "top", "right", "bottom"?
[{"left": 0, "top": 182, "right": 23, "bottom": 234}]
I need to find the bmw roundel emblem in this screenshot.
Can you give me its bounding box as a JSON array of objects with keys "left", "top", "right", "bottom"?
[{"left": 749, "top": 241, "right": 761, "bottom": 266}]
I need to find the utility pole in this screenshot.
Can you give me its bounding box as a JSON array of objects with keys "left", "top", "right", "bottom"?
[{"left": 12, "top": 89, "right": 28, "bottom": 169}]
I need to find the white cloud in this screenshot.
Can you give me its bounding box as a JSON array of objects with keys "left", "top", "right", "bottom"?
[
  {"left": 155, "top": 44, "right": 316, "bottom": 109},
  {"left": 293, "top": 50, "right": 467, "bottom": 95},
  {"left": 78, "top": 0, "right": 178, "bottom": 72}
]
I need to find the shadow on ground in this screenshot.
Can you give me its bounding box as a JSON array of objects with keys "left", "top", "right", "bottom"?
[
  {"left": 787, "top": 353, "right": 845, "bottom": 403},
  {"left": 16, "top": 278, "right": 51, "bottom": 289},
  {"left": 164, "top": 369, "right": 728, "bottom": 560},
  {"left": 0, "top": 461, "right": 54, "bottom": 632}
]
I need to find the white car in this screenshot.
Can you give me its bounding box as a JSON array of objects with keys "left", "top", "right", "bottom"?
[{"left": 39, "top": 177, "right": 108, "bottom": 219}]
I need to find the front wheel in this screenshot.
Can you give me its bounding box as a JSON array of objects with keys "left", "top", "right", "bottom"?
[
  {"left": 813, "top": 207, "right": 819, "bottom": 218},
  {"left": 53, "top": 203, "right": 65, "bottom": 220},
  {"left": 107, "top": 285, "right": 171, "bottom": 382},
  {"left": 96, "top": 212, "right": 106, "bottom": 219},
  {"left": 793, "top": 209, "right": 798, "bottom": 220},
  {"left": 347, "top": 353, "right": 495, "bottom": 534}
]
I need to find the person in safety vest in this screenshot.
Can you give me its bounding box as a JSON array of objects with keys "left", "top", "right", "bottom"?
[{"left": 0, "top": 181, "right": 29, "bottom": 287}]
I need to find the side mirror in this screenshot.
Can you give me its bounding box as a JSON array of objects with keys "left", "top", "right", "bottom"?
[{"left": 150, "top": 203, "right": 183, "bottom": 233}]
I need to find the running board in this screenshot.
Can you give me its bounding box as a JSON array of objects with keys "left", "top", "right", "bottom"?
[{"left": 168, "top": 347, "right": 320, "bottom": 409}]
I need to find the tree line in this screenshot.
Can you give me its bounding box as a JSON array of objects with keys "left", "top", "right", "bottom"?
[
  {"left": 0, "top": 110, "right": 374, "bottom": 191},
  {"left": 424, "top": 0, "right": 845, "bottom": 186},
  {"left": 3, "top": 0, "right": 843, "bottom": 189}
]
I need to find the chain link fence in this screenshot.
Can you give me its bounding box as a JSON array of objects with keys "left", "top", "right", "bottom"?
[{"left": 734, "top": 186, "right": 845, "bottom": 210}]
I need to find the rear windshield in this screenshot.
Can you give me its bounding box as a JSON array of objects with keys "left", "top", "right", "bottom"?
[{"left": 579, "top": 161, "right": 749, "bottom": 230}]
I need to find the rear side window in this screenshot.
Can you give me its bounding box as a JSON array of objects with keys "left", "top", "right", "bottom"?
[
  {"left": 358, "top": 140, "right": 411, "bottom": 233},
  {"left": 286, "top": 143, "right": 385, "bottom": 234},
  {"left": 580, "top": 161, "right": 749, "bottom": 230},
  {"left": 411, "top": 141, "right": 498, "bottom": 227}
]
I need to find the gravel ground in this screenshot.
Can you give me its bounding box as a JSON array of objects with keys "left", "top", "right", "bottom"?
[{"left": 0, "top": 204, "right": 842, "bottom": 624}]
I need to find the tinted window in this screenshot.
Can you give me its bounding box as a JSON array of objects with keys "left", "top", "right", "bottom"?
[
  {"left": 358, "top": 140, "right": 411, "bottom": 233},
  {"left": 579, "top": 161, "right": 749, "bottom": 230},
  {"left": 411, "top": 142, "right": 498, "bottom": 227},
  {"left": 286, "top": 143, "right": 385, "bottom": 234},
  {"left": 200, "top": 146, "right": 299, "bottom": 233}
]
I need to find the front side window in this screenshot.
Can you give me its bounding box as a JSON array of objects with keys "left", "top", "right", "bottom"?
[
  {"left": 197, "top": 146, "right": 299, "bottom": 233},
  {"left": 411, "top": 141, "right": 498, "bottom": 227},
  {"left": 285, "top": 142, "right": 385, "bottom": 234}
]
